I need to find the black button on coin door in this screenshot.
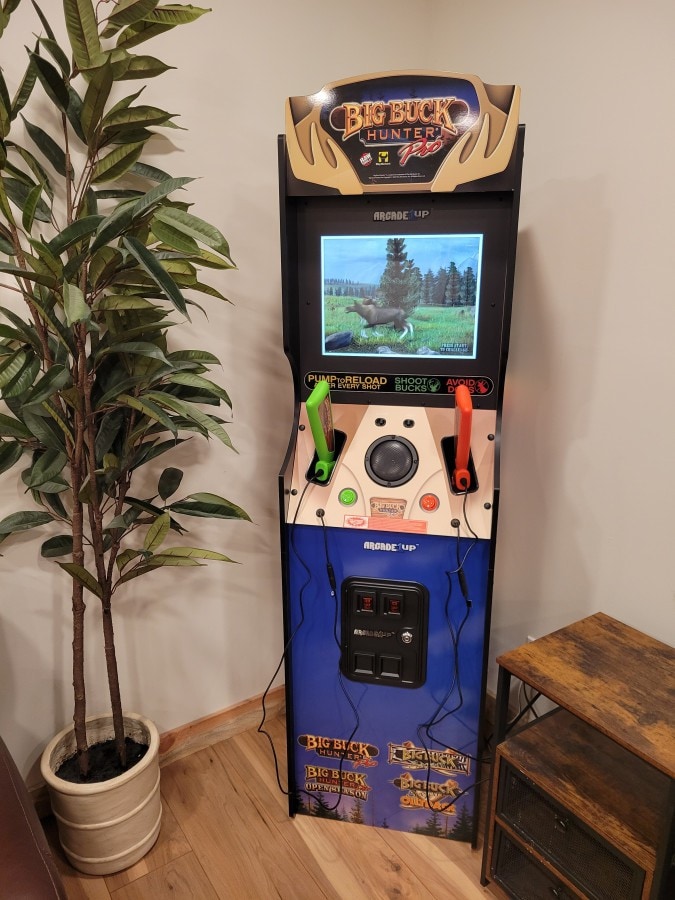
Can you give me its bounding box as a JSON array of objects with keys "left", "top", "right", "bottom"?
[{"left": 342, "top": 577, "right": 428, "bottom": 687}]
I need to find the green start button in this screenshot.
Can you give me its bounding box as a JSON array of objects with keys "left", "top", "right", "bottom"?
[{"left": 338, "top": 488, "right": 358, "bottom": 506}]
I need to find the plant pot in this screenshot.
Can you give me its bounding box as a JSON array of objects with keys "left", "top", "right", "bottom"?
[{"left": 40, "top": 712, "right": 162, "bottom": 876}]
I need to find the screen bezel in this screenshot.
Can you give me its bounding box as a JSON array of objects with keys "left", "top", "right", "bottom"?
[
  {"left": 320, "top": 232, "right": 484, "bottom": 361},
  {"left": 290, "top": 191, "right": 515, "bottom": 407}
]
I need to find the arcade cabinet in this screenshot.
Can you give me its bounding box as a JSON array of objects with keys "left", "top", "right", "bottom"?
[{"left": 277, "top": 71, "right": 523, "bottom": 841}]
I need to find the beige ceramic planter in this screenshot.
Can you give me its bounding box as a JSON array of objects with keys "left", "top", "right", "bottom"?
[{"left": 40, "top": 712, "right": 161, "bottom": 875}]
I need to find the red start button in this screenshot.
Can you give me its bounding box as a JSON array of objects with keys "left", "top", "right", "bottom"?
[{"left": 420, "top": 493, "right": 440, "bottom": 512}]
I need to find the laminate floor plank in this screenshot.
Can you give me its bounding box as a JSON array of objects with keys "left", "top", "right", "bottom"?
[
  {"left": 378, "top": 828, "right": 488, "bottom": 899},
  {"left": 108, "top": 852, "right": 218, "bottom": 900},
  {"left": 161, "top": 744, "right": 329, "bottom": 899},
  {"left": 293, "top": 813, "right": 436, "bottom": 900},
  {"left": 104, "top": 800, "right": 192, "bottom": 891}
]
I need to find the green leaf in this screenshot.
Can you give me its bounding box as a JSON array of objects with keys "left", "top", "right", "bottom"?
[
  {"left": 92, "top": 141, "right": 146, "bottom": 183},
  {"left": 155, "top": 546, "right": 235, "bottom": 562},
  {"left": 90, "top": 199, "right": 136, "bottom": 251},
  {"left": 190, "top": 247, "right": 236, "bottom": 270},
  {"left": 0, "top": 261, "right": 56, "bottom": 286},
  {"left": 106, "top": 87, "right": 146, "bottom": 118},
  {"left": 3, "top": 176, "right": 52, "bottom": 222},
  {"left": 146, "top": 4, "right": 211, "bottom": 26},
  {"left": 118, "top": 391, "right": 177, "bottom": 434},
  {"left": 151, "top": 216, "right": 199, "bottom": 254},
  {"left": 26, "top": 237, "right": 61, "bottom": 275},
  {"left": 23, "top": 364, "right": 71, "bottom": 406},
  {"left": 41, "top": 401, "right": 74, "bottom": 445},
  {"left": 116, "top": 548, "right": 143, "bottom": 571},
  {"left": 63, "top": 0, "right": 104, "bottom": 71},
  {"left": 0, "top": 348, "right": 27, "bottom": 388},
  {"left": 130, "top": 160, "right": 172, "bottom": 182},
  {"left": 30, "top": 51, "right": 70, "bottom": 112},
  {"left": 145, "top": 391, "right": 234, "bottom": 449},
  {"left": 153, "top": 206, "right": 230, "bottom": 258},
  {"left": 10, "top": 56, "right": 37, "bottom": 120},
  {"left": 48, "top": 215, "right": 103, "bottom": 255},
  {"left": 168, "top": 349, "right": 220, "bottom": 366},
  {"left": 58, "top": 562, "right": 103, "bottom": 598},
  {"left": 27, "top": 475, "right": 69, "bottom": 494},
  {"left": 0, "top": 440, "right": 22, "bottom": 474},
  {"left": 143, "top": 509, "right": 170, "bottom": 551},
  {"left": 3, "top": 355, "right": 39, "bottom": 399},
  {"left": 66, "top": 85, "right": 86, "bottom": 142},
  {"left": 81, "top": 62, "right": 114, "bottom": 142},
  {"left": 23, "top": 448, "right": 67, "bottom": 488},
  {"left": 114, "top": 55, "right": 174, "bottom": 81},
  {"left": 169, "top": 372, "right": 231, "bottom": 407},
  {"left": 131, "top": 436, "right": 187, "bottom": 469},
  {"left": 115, "top": 556, "right": 201, "bottom": 585},
  {"left": 94, "top": 408, "right": 124, "bottom": 459},
  {"left": 0, "top": 412, "right": 31, "bottom": 439},
  {"left": 116, "top": 18, "right": 171, "bottom": 50},
  {"left": 99, "top": 341, "right": 169, "bottom": 364},
  {"left": 63, "top": 281, "right": 91, "bottom": 325},
  {"left": 97, "top": 295, "right": 155, "bottom": 311},
  {"left": 158, "top": 466, "right": 182, "bottom": 499},
  {"left": 6, "top": 143, "right": 53, "bottom": 199},
  {"left": 169, "top": 492, "right": 250, "bottom": 521},
  {"left": 21, "top": 116, "right": 67, "bottom": 176},
  {"left": 31, "top": 2, "right": 57, "bottom": 42},
  {"left": 38, "top": 37, "right": 71, "bottom": 77},
  {"left": 21, "top": 182, "right": 42, "bottom": 231},
  {"left": 22, "top": 409, "right": 66, "bottom": 451},
  {"left": 41, "top": 534, "right": 74, "bottom": 558},
  {"left": 103, "top": 0, "right": 159, "bottom": 33},
  {"left": 0, "top": 509, "right": 54, "bottom": 534},
  {"left": 41, "top": 490, "right": 69, "bottom": 520},
  {"left": 102, "top": 103, "right": 173, "bottom": 130},
  {"left": 131, "top": 175, "right": 193, "bottom": 220},
  {"left": 0, "top": 70, "right": 10, "bottom": 139},
  {"left": 125, "top": 495, "right": 186, "bottom": 532},
  {"left": 122, "top": 235, "right": 188, "bottom": 315}
]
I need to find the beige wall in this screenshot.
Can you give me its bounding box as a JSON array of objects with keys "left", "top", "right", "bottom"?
[
  {"left": 427, "top": 0, "right": 675, "bottom": 659},
  {"left": 1, "top": 0, "right": 673, "bottom": 779}
]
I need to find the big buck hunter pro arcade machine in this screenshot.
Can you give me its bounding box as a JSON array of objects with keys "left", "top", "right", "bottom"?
[{"left": 277, "top": 71, "right": 523, "bottom": 841}]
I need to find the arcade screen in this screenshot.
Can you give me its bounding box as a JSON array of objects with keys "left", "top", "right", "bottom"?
[{"left": 321, "top": 233, "right": 483, "bottom": 360}]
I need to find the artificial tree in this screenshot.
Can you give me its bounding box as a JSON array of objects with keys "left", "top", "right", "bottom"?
[{"left": 0, "top": 0, "right": 248, "bottom": 779}]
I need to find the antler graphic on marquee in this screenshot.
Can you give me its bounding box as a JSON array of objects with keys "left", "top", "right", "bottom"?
[
  {"left": 285, "top": 102, "right": 362, "bottom": 194},
  {"left": 285, "top": 74, "right": 520, "bottom": 194},
  {"left": 431, "top": 86, "right": 521, "bottom": 193}
]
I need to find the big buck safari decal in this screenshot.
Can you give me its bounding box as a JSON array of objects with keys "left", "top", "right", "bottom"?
[{"left": 285, "top": 71, "right": 520, "bottom": 193}]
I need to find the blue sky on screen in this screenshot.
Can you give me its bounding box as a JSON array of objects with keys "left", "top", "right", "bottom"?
[{"left": 322, "top": 234, "right": 482, "bottom": 283}]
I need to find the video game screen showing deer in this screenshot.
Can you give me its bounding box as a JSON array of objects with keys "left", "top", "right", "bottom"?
[{"left": 322, "top": 234, "right": 483, "bottom": 359}]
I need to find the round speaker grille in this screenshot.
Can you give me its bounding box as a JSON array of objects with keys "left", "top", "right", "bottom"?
[{"left": 365, "top": 436, "right": 419, "bottom": 487}]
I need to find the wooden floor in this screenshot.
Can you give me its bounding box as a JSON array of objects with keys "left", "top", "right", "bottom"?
[{"left": 46, "top": 715, "right": 489, "bottom": 899}]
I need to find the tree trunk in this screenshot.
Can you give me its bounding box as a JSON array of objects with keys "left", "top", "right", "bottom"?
[{"left": 101, "top": 595, "right": 126, "bottom": 767}]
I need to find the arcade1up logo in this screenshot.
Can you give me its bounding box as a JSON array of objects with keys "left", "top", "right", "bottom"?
[{"left": 285, "top": 72, "right": 520, "bottom": 193}]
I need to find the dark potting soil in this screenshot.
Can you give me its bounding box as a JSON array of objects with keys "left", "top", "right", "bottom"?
[{"left": 55, "top": 737, "right": 149, "bottom": 784}]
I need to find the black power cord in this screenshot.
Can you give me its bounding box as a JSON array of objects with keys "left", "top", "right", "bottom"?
[
  {"left": 415, "top": 495, "right": 486, "bottom": 815},
  {"left": 258, "top": 484, "right": 359, "bottom": 815}
]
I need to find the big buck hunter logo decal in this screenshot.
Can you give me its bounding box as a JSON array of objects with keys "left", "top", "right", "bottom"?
[
  {"left": 298, "top": 734, "right": 379, "bottom": 767},
  {"left": 285, "top": 72, "right": 520, "bottom": 193}
]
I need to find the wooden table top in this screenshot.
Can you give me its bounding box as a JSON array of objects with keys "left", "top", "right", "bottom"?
[{"left": 496, "top": 612, "right": 675, "bottom": 778}]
